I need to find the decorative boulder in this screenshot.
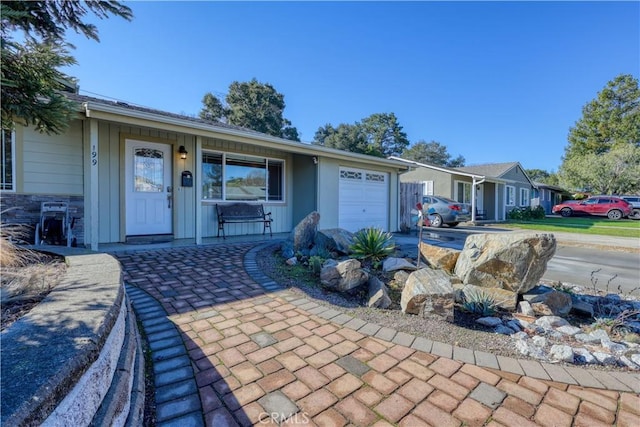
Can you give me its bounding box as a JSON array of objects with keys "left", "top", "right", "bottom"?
[
  {"left": 529, "top": 290, "right": 572, "bottom": 317},
  {"left": 320, "top": 259, "right": 369, "bottom": 293},
  {"left": 454, "top": 233, "right": 557, "bottom": 294},
  {"left": 382, "top": 257, "right": 417, "bottom": 273},
  {"left": 419, "top": 243, "right": 460, "bottom": 273},
  {"left": 314, "top": 228, "right": 354, "bottom": 255},
  {"left": 461, "top": 284, "right": 518, "bottom": 311},
  {"left": 389, "top": 270, "right": 410, "bottom": 290},
  {"left": 401, "top": 268, "right": 455, "bottom": 322},
  {"left": 292, "top": 211, "right": 320, "bottom": 253},
  {"left": 368, "top": 276, "right": 391, "bottom": 309}
]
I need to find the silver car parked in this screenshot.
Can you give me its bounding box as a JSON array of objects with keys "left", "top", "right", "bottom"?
[{"left": 421, "top": 196, "right": 471, "bottom": 228}]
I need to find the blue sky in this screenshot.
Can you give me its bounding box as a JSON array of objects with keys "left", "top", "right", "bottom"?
[{"left": 62, "top": 1, "right": 639, "bottom": 172}]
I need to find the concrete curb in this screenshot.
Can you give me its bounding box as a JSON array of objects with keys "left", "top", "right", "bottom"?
[{"left": 0, "top": 249, "right": 143, "bottom": 426}]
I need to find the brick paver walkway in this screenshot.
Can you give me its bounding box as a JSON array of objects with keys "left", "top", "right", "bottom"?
[{"left": 115, "top": 243, "right": 640, "bottom": 427}]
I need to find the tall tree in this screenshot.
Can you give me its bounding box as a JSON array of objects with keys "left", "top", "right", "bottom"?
[
  {"left": 564, "top": 74, "right": 640, "bottom": 160},
  {"left": 1, "top": 1, "right": 133, "bottom": 134},
  {"left": 312, "top": 113, "right": 408, "bottom": 157},
  {"left": 360, "top": 113, "right": 409, "bottom": 157},
  {"left": 401, "top": 140, "right": 466, "bottom": 167},
  {"left": 199, "top": 79, "right": 300, "bottom": 141},
  {"left": 559, "top": 74, "right": 640, "bottom": 193}
]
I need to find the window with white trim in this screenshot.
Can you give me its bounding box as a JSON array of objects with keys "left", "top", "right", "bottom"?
[
  {"left": 1, "top": 129, "right": 15, "bottom": 191},
  {"left": 506, "top": 185, "right": 515, "bottom": 206},
  {"left": 455, "top": 181, "right": 471, "bottom": 203},
  {"left": 422, "top": 180, "right": 433, "bottom": 196},
  {"left": 520, "top": 188, "right": 530, "bottom": 206},
  {"left": 202, "top": 152, "right": 284, "bottom": 202}
]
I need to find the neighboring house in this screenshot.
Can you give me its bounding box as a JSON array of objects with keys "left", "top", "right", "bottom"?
[
  {"left": 391, "top": 158, "right": 535, "bottom": 221},
  {"left": 1, "top": 93, "right": 408, "bottom": 250},
  {"left": 531, "top": 182, "right": 571, "bottom": 215}
]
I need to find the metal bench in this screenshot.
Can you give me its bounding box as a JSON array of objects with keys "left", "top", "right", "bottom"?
[{"left": 215, "top": 203, "right": 272, "bottom": 239}]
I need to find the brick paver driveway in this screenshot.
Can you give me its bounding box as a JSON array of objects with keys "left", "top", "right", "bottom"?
[{"left": 115, "top": 243, "right": 639, "bottom": 426}]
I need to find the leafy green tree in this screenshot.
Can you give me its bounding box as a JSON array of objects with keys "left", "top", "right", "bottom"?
[
  {"left": 564, "top": 74, "right": 640, "bottom": 160},
  {"left": 560, "top": 144, "right": 640, "bottom": 195},
  {"left": 401, "top": 140, "right": 466, "bottom": 167},
  {"left": 360, "top": 113, "right": 409, "bottom": 157},
  {"left": 1, "top": 1, "right": 133, "bottom": 134},
  {"left": 312, "top": 113, "right": 409, "bottom": 157},
  {"left": 199, "top": 79, "right": 300, "bottom": 141},
  {"left": 313, "top": 123, "right": 368, "bottom": 154},
  {"left": 559, "top": 74, "right": 640, "bottom": 193}
]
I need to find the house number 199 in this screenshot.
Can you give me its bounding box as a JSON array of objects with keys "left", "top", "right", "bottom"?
[{"left": 91, "top": 145, "right": 97, "bottom": 166}]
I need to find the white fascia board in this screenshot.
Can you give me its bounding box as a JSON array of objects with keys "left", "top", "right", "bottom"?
[{"left": 82, "top": 101, "right": 409, "bottom": 171}]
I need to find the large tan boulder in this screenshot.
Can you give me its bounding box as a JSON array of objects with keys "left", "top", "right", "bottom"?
[
  {"left": 419, "top": 243, "right": 460, "bottom": 273},
  {"left": 401, "top": 268, "right": 455, "bottom": 322},
  {"left": 454, "top": 233, "right": 556, "bottom": 294}
]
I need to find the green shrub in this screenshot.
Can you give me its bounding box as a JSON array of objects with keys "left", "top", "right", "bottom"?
[
  {"left": 350, "top": 227, "right": 395, "bottom": 266},
  {"left": 308, "top": 255, "right": 324, "bottom": 276},
  {"left": 507, "top": 206, "right": 545, "bottom": 221},
  {"left": 461, "top": 289, "right": 497, "bottom": 316}
]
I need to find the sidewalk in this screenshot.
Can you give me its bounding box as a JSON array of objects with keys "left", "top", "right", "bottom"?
[{"left": 115, "top": 242, "right": 640, "bottom": 426}]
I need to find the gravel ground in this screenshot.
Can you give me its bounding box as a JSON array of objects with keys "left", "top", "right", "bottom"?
[{"left": 255, "top": 244, "right": 638, "bottom": 372}]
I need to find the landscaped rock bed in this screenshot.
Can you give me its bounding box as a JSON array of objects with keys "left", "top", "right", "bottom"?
[{"left": 260, "top": 212, "right": 640, "bottom": 372}]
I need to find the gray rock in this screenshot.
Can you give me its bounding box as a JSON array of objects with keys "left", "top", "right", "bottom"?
[
  {"left": 454, "top": 233, "right": 556, "bottom": 294},
  {"left": 314, "top": 228, "right": 354, "bottom": 255},
  {"left": 534, "top": 316, "right": 570, "bottom": 330},
  {"left": 320, "top": 259, "right": 368, "bottom": 293},
  {"left": 419, "top": 243, "right": 460, "bottom": 273},
  {"left": 570, "top": 300, "right": 595, "bottom": 318},
  {"left": 382, "top": 257, "right": 417, "bottom": 272},
  {"left": 590, "top": 329, "right": 610, "bottom": 341},
  {"left": 619, "top": 356, "right": 639, "bottom": 370},
  {"left": 573, "top": 348, "right": 597, "bottom": 364},
  {"left": 367, "top": 276, "right": 391, "bottom": 309},
  {"left": 462, "top": 284, "right": 518, "bottom": 311},
  {"left": 555, "top": 325, "right": 582, "bottom": 336},
  {"left": 281, "top": 240, "right": 295, "bottom": 259},
  {"left": 495, "top": 325, "right": 514, "bottom": 335},
  {"left": 592, "top": 352, "right": 617, "bottom": 365},
  {"left": 532, "top": 336, "right": 547, "bottom": 348},
  {"left": 292, "top": 211, "right": 320, "bottom": 252},
  {"left": 575, "top": 333, "right": 601, "bottom": 344},
  {"left": 549, "top": 344, "right": 574, "bottom": 363},
  {"left": 631, "top": 353, "right": 640, "bottom": 366},
  {"left": 401, "top": 268, "right": 455, "bottom": 322},
  {"left": 521, "top": 285, "right": 554, "bottom": 302},
  {"left": 476, "top": 317, "right": 503, "bottom": 327},
  {"left": 517, "top": 301, "right": 535, "bottom": 316},
  {"left": 601, "top": 339, "right": 627, "bottom": 354},
  {"left": 391, "top": 270, "right": 410, "bottom": 290},
  {"left": 512, "top": 331, "right": 528, "bottom": 340},
  {"left": 515, "top": 339, "right": 530, "bottom": 356},
  {"left": 506, "top": 320, "right": 522, "bottom": 332},
  {"left": 285, "top": 257, "right": 297, "bottom": 266},
  {"left": 530, "top": 290, "right": 572, "bottom": 317}
]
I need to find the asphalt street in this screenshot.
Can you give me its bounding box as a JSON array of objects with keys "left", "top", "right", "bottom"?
[{"left": 397, "top": 226, "right": 640, "bottom": 295}]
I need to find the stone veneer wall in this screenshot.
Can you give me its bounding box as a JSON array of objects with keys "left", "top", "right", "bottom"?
[{"left": 0, "top": 194, "right": 84, "bottom": 245}]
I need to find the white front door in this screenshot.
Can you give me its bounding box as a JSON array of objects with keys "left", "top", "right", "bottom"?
[
  {"left": 125, "top": 140, "right": 173, "bottom": 236},
  {"left": 339, "top": 167, "right": 389, "bottom": 232}
]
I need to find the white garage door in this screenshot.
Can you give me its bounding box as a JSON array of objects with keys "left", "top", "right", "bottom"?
[{"left": 339, "top": 167, "right": 389, "bottom": 232}]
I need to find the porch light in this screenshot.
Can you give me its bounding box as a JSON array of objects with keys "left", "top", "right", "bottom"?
[{"left": 178, "top": 145, "right": 188, "bottom": 160}]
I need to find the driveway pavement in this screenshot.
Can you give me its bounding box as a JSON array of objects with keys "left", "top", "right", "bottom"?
[{"left": 115, "top": 242, "right": 640, "bottom": 426}]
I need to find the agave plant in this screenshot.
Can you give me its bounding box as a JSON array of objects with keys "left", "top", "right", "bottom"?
[
  {"left": 461, "top": 289, "right": 497, "bottom": 316},
  {"left": 350, "top": 227, "right": 395, "bottom": 265}
]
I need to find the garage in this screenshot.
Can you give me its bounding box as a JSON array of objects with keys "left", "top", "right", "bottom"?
[{"left": 338, "top": 167, "right": 389, "bottom": 232}]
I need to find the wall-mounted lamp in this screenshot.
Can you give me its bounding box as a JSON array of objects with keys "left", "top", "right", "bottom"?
[
  {"left": 312, "top": 156, "right": 318, "bottom": 165},
  {"left": 178, "top": 145, "right": 188, "bottom": 160}
]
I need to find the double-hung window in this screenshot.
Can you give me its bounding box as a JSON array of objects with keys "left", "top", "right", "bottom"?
[
  {"left": 202, "top": 152, "right": 284, "bottom": 202},
  {"left": 506, "top": 185, "right": 515, "bottom": 206},
  {"left": 520, "top": 188, "right": 530, "bottom": 207},
  {"left": 1, "top": 129, "right": 15, "bottom": 191},
  {"left": 455, "top": 181, "right": 471, "bottom": 204}
]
